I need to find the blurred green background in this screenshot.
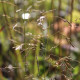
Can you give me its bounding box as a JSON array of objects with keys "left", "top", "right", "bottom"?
[{"left": 0, "top": 0, "right": 80, "bottom": 80}]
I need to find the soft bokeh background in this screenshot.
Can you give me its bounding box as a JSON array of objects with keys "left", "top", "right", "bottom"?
[{"left": 0, "top": 0, "right": 80, "bottom": 80}]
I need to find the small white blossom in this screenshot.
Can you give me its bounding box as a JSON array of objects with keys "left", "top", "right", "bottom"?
[
  {"left": 26, "top": 32, "right": 32, "bottom": 36},
  {"left": 13, "top": 24, "right": 18, "bottom": 29},
  {"left": 15, "top": 44, "right": 23, "bottom": 50},
  {"left": 16, "top": 9, "right": 22, "bottom": 12},
  {"left": 22, "top": 13, "right": 31, "bottom": 19},
  {"left": 8, "top": 64, "right": 13, "bottom": 70}
]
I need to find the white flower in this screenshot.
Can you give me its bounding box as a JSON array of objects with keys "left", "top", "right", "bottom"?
[
  {"left": 8, "top": 64, "right": 13, "bottom": 70},
  {"left": 37, "top": 16, "right": 45, "bottom": 22},
  {"left": 16, "top": 9, "right": 22, "bottom": 12},
  {"left": 26, "top": 32, "right": 32, "bottom": 36},
  {"left": 13, "top": 24, "right": 18, "bottom": 29},
  {"left": 15, "top": 44, "right": 23, "bottom": 50},
  {"left": 22, "top": 13, "right": 30, "bottom": 19}
]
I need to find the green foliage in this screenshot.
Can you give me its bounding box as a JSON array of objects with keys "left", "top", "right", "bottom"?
[
  {"left": 0, "top": 0, "right": 80, "bottom": 80},
  {"left": 66, "top": 10, "right": 80, "bottom": 23}
]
